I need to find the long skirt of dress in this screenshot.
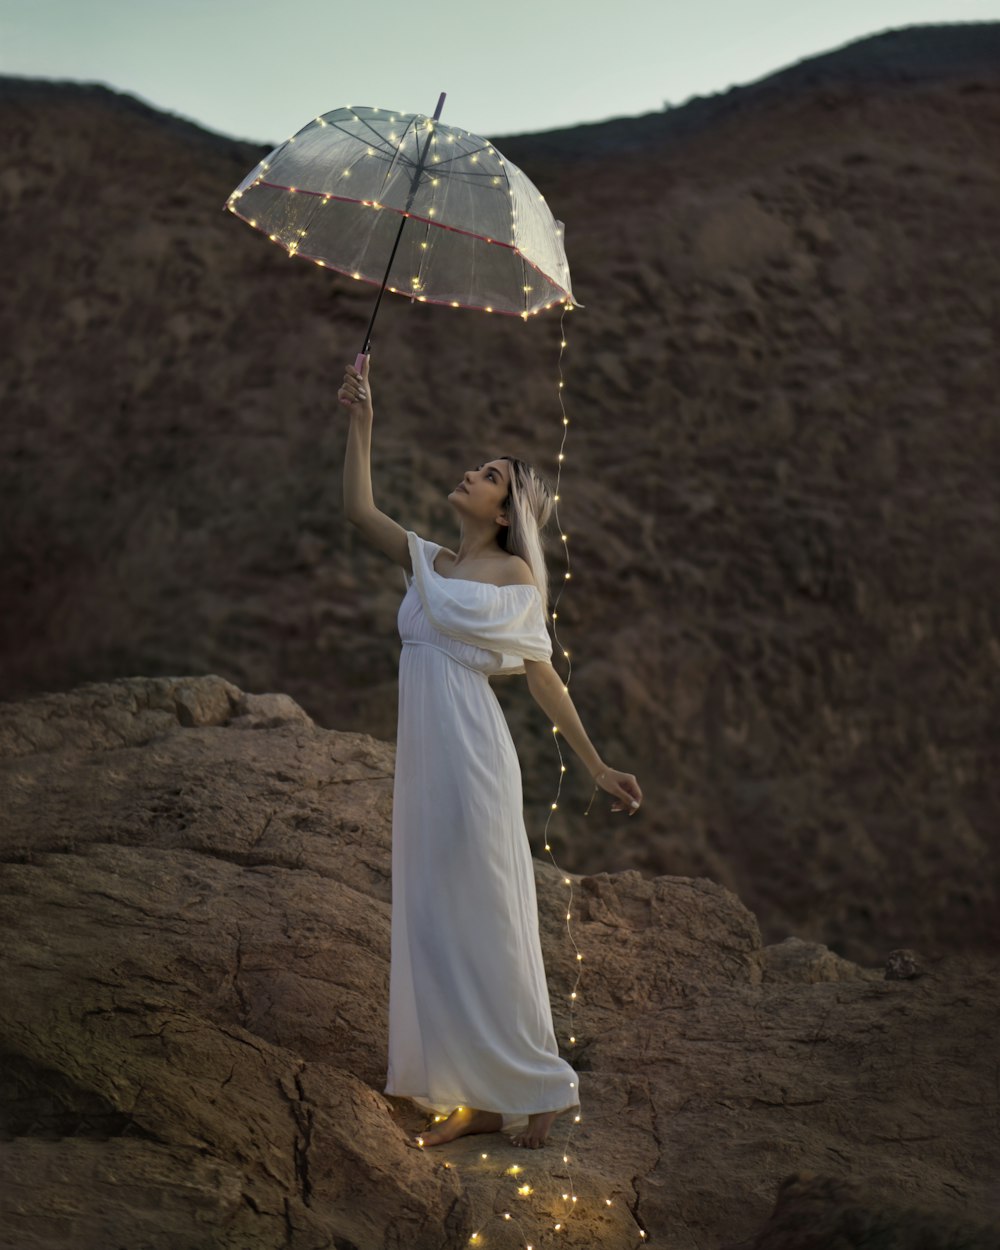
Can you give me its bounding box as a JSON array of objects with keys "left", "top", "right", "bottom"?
[{"left": 384, "top": 582, "right": 579, "bottom": 1133}]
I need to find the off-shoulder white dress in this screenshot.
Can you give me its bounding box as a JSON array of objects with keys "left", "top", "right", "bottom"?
[{"left": 384, "top": 531, "right": 579, "bottom": 1133}]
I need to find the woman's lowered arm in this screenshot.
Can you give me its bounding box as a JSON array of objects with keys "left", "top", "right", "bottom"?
[{"left": 523, "top": 658, "right": 642, "bottom": 815}]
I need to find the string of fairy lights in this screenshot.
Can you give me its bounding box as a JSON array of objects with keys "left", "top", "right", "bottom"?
[
  {"left": 227, "top": 109, "right": 647, "bottom": 1246},
  {"left": 414, "top": 311, "right": 647, "bottom": 1248}
]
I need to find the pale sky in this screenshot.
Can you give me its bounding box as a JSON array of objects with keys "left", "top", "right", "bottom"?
[{"left": 2, "top": 0, "right": 997, "bottom": 144}]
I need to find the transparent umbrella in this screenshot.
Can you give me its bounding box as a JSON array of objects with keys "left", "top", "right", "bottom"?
[{"left": 224, "top": 94, "right": 578, "bottom": 367}]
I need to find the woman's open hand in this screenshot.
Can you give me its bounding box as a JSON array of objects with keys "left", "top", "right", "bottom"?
[
  {"left": 594, "top": 766, "right": 643, "bottom": 816},
  {"left": 338, "top": 355, "right": 372, "bottom": 417}
]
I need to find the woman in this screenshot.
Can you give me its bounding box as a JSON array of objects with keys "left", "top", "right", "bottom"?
[{"left": 338, "top": 357, "right": 643, "bottom": 1150}]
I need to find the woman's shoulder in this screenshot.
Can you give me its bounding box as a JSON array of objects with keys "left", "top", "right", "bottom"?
[{"left": 496, "top": 554, "right": 535, "bottom": 587}]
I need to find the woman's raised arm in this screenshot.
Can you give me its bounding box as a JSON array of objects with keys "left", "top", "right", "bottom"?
[{"left": 339, "top": 357, "right": 410, "bottom": 571}]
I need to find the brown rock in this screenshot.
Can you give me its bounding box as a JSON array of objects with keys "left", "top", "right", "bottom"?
[
  {"left": 2, "top": 676, "right": 998, "bottom": 1249},
  {"left": 884, "top": 947, "right": 925, "bottom": 979},
  {"left": 728, "top": 1171, "right": 1000, "bottom": 1249}
]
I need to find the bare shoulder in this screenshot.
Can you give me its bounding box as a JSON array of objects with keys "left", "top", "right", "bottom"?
[{"left": 497, "top": 554, "right": 536, "bottom": 587}]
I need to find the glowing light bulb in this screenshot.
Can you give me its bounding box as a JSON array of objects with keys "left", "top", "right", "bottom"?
[
  {"left": 570, "top": 991, "right": 577, "bottom": 999},
  {"left": 551, "top": 802, "right": 558, "bottom": 810},
  {"left": 517, "top": 1183, "right": 532, "bottom": 1195},
  {"left": 570, "top": 1035, "right": 576, "bottom": 1043},
  {"left": 605, "top": 1199, "right": 613, "bottom": 1206},
  {"left": 507, "top": 1165, "right": 522, "bottom": 1175}
]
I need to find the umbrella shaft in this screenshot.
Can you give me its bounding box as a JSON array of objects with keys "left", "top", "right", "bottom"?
[{"left": 360, "top": 92, "right": 447, "bottom": 357}]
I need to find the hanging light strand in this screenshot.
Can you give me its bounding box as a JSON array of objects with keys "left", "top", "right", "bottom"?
[
  {"left": 438, "top": 301, "right": 639, "bottom": 1247},
  {"left": 537, "top": 301, "right": 585, "bottom": 1233}
]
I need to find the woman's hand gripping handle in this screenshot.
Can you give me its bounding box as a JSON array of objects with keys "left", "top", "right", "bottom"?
[{"left": 338, "top": 354, "right": 372, "bottom": 418}]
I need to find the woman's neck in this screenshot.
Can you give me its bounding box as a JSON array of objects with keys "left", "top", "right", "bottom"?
[{"left": 454, "top": 520, "right": 502, "bottom": 564}]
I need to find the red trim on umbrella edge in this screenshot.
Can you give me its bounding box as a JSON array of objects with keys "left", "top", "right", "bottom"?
[
  {"left": 227, "top": 204, "right": 574, "bottom": 317},
  {"left": 230, "top": 181, "right": 578, "bottom": 308}
]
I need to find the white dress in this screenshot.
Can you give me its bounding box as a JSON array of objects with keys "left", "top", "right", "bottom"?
[{"left": 384, "top": 531, "right": 580, "bottom": 1133}]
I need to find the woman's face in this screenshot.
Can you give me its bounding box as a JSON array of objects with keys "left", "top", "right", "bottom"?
[{"left": 448, "top": 459, "right": 511, "bottom": 525}]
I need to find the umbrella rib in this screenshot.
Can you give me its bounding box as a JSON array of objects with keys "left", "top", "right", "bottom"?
[
  {"left": 426, "top": 141, "right": 494, "bottom": 170},
  {"left": 347, "top": 109, "right": 422, "bottom": 153},
  {"left": 377, "top": 114, "right": 420, "bottom": 202},
  {"left": 326, "top": 118, "right": 398, "bottom": 162}
]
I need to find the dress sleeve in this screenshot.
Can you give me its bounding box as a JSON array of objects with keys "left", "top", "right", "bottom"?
[{"left": 406, "top": 530, "right": 552, "bottom": 674}]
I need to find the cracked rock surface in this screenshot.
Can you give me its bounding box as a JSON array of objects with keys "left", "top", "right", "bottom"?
[{"left": 1, "top": 675, "right": 998, "bottom": 1249}]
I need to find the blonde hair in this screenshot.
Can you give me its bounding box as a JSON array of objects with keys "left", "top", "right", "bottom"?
[{"left": 496, "top": 456, "right": 555, "bottom": 621}]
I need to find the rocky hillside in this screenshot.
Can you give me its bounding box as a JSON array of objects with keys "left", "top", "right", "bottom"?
[
  {"left": 1, "top": 676, "right": 997, "bottom": 1249},
  {"left": 0, "top": 23, "right": 998, "bottom": 968}
]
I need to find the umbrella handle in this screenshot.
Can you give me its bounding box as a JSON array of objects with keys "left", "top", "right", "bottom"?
[{"left": 354, "top": 351, "right": 368, "bottom": 374}]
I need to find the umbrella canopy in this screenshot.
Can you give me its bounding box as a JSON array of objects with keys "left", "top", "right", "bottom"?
[{"left": 225, "top": 104, "right": 577, "bottom": 321}]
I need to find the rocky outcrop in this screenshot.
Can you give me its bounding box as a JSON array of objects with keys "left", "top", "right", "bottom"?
[{"left": 1, "top": 677, "right": 997, "bottom": 1248}]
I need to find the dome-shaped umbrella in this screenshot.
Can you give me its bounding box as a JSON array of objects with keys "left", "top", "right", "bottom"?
[{"left": 224, "top": 94, "right": 578, "bottom": 368}]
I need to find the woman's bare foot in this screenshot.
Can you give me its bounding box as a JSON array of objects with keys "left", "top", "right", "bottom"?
[
  {"left": 407, "top": 1105, "right": 503, "bottom": 1148},
  {"left": 510, "top": 1110, "right": 558, "bottom": 1149}
]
